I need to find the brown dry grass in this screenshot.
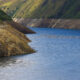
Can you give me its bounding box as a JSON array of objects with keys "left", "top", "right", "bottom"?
[{"left": 0, "top": 22, "right": 34, "bottom": 57}]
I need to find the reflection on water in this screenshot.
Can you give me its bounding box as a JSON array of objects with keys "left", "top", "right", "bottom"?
[
  {"left": 33, "top": 34, "right": 80, "bottom": 39},
  {"left": 0, "top": 57, "right": 17, "bottom": 67},
  {"left": 0, "top": 28, "right": 80, "bottom": 80}
]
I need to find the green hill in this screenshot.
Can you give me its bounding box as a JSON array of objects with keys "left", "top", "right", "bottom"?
[
  {"left": 0, "top": 0, "right": 80, "bottom": 19},
  {"left": 0, "top": 9, "right": 12, "bottom": 21}
]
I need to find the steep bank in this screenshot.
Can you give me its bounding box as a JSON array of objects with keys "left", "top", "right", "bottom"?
[
  {"left": 0, "top": 10, "right": 35, "bottom": 57},
  {"left": 13, "top": 18, "right": 80, "bottom": 29},
  {"left": 7, "top": 21, "right": 35, "bottom": 34}
]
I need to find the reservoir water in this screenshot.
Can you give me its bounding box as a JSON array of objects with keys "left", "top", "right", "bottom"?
[{"left": 0, "top": 28, "right": 80, "bottom": 80}]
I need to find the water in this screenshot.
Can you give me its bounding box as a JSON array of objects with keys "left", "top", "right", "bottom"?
[{"left": 0, "top": 28, "right": 80, "bottom": 80}]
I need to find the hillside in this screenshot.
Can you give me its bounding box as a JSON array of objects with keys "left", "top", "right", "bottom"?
[
  {"left": 0, "top": 0, "right": 80, "bottom": 29},
  {"left": 0, "top": 0, "right": 80, "bottom": 19},
  {"left": 0, "top": 9, "right": 12, "bottom": 20},
  {"left": 0, "top": 10, "right": 34, "bottom": 57},
  {"left": 0, "top": 9, "right": 35, "bottom": 33}
]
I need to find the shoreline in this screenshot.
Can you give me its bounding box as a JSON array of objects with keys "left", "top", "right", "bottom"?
[{"left": 13, "top": 18, "right": 80, "bottom": 29}]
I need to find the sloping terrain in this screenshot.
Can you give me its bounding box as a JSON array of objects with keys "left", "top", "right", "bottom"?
[
  {"left": 0, "top": 0, "right": 80, "bottom": 29},
  {"left": 0, "top": 9, "right": 12, "bottom": 20},
  {"left": 0, "top": 10, "right": 34, "bottom": 57},
  {"left": 0, "top": 9, "right": 35, "bottom": 33},
  {"left": 0, "top": 0, "right": 80, "bottom": 19}
]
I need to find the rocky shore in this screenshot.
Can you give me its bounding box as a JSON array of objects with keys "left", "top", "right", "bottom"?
[{"left": 14, "top": 18, "right": 80, "bottom": 29}]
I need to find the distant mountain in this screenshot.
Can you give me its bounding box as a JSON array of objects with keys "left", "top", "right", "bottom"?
[
  {"left": 0, "top": 0, "right": 80, "bottom": 29},
  {"left": 0, "top": 0, "right": 80, "bottom": 19}
]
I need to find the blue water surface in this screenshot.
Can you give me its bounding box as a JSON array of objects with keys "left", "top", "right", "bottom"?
[{"left": 0, "top": 28, "right": 80, "bottom": 80}]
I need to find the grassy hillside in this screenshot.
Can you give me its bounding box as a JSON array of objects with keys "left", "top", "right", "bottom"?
[
  {"left": 0, "top": 9, "right": 12, "bottom": 21},
  {"left": 56, "top": 0, "right": 80, "bottom": 19},
  {"left": 0, "top": 9, "right": 34, "bottom": 57},
  {"left": 0, "top": 22, "right": 34, "bottom": 57},
  {"left": 0, "top": 9, "right": 35, "bottom": 33},
  {"left": 0, "top": 0, "right": 80, "bottom": 19}
]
